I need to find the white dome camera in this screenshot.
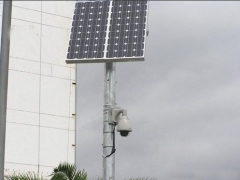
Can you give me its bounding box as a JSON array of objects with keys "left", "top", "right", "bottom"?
[
  {"left": 110, "top": 107, "right": 132, "bottom": 137},
  {"left": 117, "top": 115, "right": 132, "bottom": 137}
]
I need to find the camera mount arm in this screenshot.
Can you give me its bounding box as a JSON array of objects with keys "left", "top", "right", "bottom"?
[{"left": 110, "top": 107, "right": 127, "bottom": 124}]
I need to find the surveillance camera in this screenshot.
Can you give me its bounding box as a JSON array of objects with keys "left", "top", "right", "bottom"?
[
  {"left": 117, "top": 115, "right": 132, "bottom": 137},
  {"left": 119, "top": 131, "right": 129, "bottom": 137}
]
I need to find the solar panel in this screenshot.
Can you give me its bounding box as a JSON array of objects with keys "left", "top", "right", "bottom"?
[
  {"left": 67, "top": 1, "right": 110, "bottom": 60},
  {"left": 66, "top": 0, "right": 148, "bottom": 64}
]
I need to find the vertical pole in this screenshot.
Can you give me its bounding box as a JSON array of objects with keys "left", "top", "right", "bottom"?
[
  {"left": 103, "top": 62, "right": 116, "bottom": 180},
  {"left": 0, "top": 0, "right": 12, "bottom": 179}
]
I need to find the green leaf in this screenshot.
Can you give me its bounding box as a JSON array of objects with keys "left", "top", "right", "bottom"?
[{"left": 50, "top": 162, "right": 87, "bottom": 180}]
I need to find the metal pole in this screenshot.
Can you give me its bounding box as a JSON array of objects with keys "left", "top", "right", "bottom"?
[
  {"left": 103, "top": 62, "right": 116, "bottom": 180},
  {"left": 0, "top": 0, "right": 12, "bottom": 179}
]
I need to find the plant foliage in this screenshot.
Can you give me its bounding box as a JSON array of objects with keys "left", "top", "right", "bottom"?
[
  {"left": 50, "top": 162, "right": 87, "bottom": 180},
  {"left": 5, "top": 172, "right": 45, "bottom": 180}
]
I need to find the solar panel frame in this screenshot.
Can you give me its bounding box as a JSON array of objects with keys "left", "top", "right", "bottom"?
[{"left": 66, "top": 0, "right": 149, "bottom": 64}]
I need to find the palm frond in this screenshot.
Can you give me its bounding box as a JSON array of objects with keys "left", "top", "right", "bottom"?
[
  {"left": 5, "top": 172, "right": 46, "bottom": 180},
  {"left": 72, "top": 169, "right": 87, "bottom": 180},
  {"left": 50, "top": 162, "right": 87, "bottom": 180},
  {"left": 50, "top": 172, "right": 69, "bottom": 180}
]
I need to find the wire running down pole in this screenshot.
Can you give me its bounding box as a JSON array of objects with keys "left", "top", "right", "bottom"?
[
  {"left": 0, "top": 0, "right": 12, "bottom": 179},
  {"left": 103, "top": 62, "right": 116, "bottom": 180}
]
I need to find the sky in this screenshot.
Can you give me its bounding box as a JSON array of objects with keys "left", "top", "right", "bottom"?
[{"left": 76, "top": 1, "right": 240, "bottom": 180}]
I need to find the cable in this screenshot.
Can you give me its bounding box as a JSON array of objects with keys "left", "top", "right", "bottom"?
[{"left": 102, "top": 123, "right": 116, "bottom": 158}]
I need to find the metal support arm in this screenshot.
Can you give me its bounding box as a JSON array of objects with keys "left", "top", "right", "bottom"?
[{"left": 110, "top": 108, "right": 127, "bottom": 124}]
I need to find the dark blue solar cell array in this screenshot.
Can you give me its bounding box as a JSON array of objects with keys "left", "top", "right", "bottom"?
[
  {"left": 107, "top": 0, "right": 148, "bottom": 58},
  {"left": 67, "top": 1, "right": 110, "bottom": 59},
  {"left": 67, "top": 0, "right": 148, "bottom": 60}
]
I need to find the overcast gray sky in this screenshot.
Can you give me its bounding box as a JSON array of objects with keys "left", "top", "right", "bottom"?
[{"left": 76, "top": 1, "right": 240, "bottom": 180}]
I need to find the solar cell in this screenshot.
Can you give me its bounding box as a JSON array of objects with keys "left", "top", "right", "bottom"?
[{"left": 66, "top": 0, "right": 148, "bottom": 63}]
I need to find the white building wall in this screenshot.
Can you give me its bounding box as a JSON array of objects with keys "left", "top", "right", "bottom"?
[{"left": 3, "top": 1, "right": 76, "bottom": 177}]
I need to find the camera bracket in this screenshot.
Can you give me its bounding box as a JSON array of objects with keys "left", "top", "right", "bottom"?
[{"left": 109, "top": 107, "right": 127, "bottom": 124}]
